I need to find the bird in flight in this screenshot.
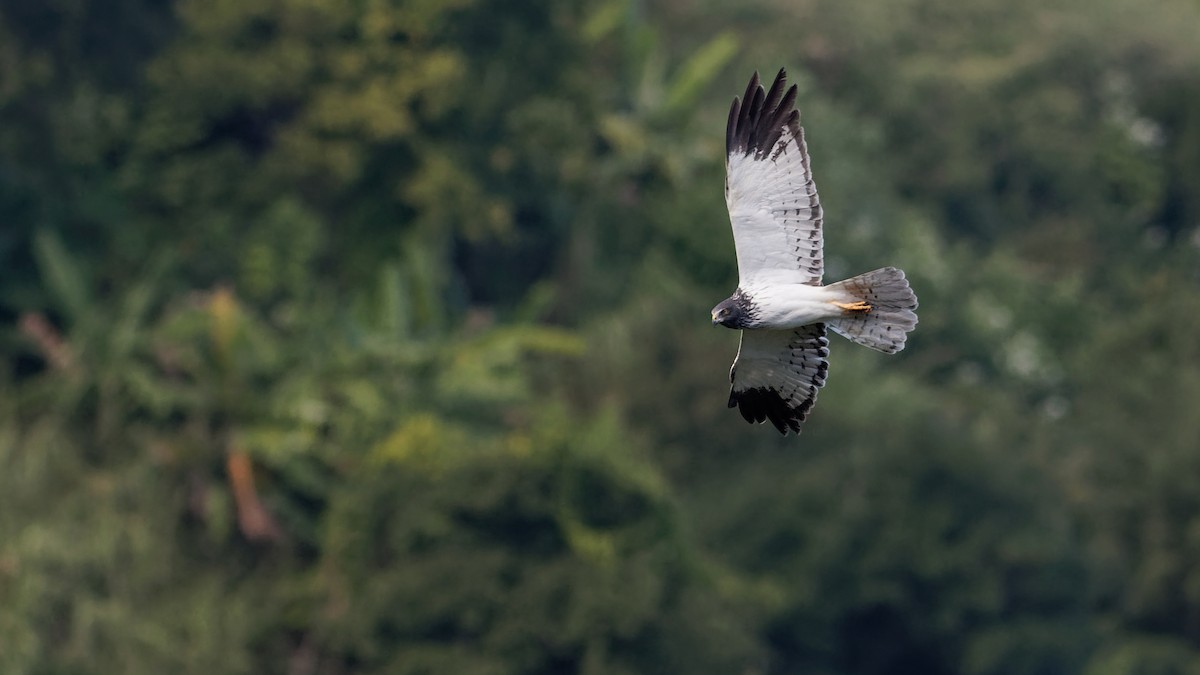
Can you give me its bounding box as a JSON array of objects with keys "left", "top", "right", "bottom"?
[{"left": 713, "top": 68, "right": 918, "bottom": 434}]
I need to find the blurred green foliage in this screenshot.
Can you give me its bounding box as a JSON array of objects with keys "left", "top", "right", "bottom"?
[{"left": 3, "top": 0, "right": 1200, "bottom": 672}]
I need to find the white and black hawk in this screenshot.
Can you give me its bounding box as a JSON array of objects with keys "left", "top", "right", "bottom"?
[{"left": 713, "top": 69, "right": 919, "bottom": 434}]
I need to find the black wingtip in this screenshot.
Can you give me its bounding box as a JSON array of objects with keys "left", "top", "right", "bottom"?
[
  {"left": 726, "top": 67, "right": 803, "bottom": 161},
  {"left": 726, "top": 96, "right": 740, "bottom": 156},
  {"left": 729, "top": 386, "right": 808, "bottom": 436}
]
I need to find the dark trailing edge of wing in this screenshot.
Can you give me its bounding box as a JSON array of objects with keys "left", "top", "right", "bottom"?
[{"left": 726, "top": 68, "right": 801, "bottom": 160}]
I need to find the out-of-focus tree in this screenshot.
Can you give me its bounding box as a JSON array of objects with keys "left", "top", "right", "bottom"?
[{"left": 5, "top": 0, "right": 1200, "bottom": 673}]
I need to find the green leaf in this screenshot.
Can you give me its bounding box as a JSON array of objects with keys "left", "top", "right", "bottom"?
[
  {"left": 32, "top": 229, "right": 90, "bottom": 321},
  {"left": 582, "top": 0, "right": 629, "bottom": 44},
  {"left": 662, "top": 32, "right": 740, "bottom": 116}
]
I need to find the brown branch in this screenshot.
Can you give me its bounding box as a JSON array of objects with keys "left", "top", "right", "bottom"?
[{"left": 226, "top": 448, "right": 284, "bottom": 543}]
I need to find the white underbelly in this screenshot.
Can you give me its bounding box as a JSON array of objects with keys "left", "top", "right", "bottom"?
[{"left": 748, "top": 282, "right": 844, "bottom": 329}]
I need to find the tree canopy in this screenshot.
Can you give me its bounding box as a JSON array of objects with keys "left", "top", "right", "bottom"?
[{"left": 3, "top": 0, "right": 1200, "bottom": 673}]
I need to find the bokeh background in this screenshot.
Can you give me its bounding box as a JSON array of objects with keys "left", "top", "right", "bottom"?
[{"left": 3, "top": 0, "right": 1200, "bottom": 673}]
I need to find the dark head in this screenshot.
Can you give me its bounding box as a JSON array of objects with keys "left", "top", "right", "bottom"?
[{"left": 711, "top": 293, "right": 754, "bottom": 328}]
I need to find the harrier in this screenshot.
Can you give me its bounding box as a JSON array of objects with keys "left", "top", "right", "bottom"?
[{"left": 714, "top": 69, "right": 918, "bottom": 434}]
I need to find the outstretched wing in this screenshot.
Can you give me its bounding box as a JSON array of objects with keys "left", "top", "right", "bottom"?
[
  {"left": 727, "top": 324, "right": 830, "bottom": 435},
  {"left": 725, "top": 68, "right": 824, "bottom": 287}
]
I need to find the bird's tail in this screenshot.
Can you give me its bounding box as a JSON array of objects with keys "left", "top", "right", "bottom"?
[{"left": 825, "top": 267, "right": 918, "bottom": 354}]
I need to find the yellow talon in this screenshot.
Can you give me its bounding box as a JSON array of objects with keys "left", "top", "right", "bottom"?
[{"left": 834, "top": 300, "right": 872, "bottom": 313}]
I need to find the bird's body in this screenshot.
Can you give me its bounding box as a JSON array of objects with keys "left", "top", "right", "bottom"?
[
  {"left": 750, "top": 280, "right": 859, "bottom": 328},
  {"left": 714, "top": 69, "right": 919, "bottom": 434},
  {"left": 714, "top": 280, "right": 839, "bottom": 329}
]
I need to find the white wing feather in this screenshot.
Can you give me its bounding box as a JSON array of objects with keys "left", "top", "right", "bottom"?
[{"left": 725, "top": 69, "right": 824, "bottom": 287}]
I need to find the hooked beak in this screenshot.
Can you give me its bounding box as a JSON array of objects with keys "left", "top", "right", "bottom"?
[{"left": 711, "top": 312, "right": 721, "bottom": 326}]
